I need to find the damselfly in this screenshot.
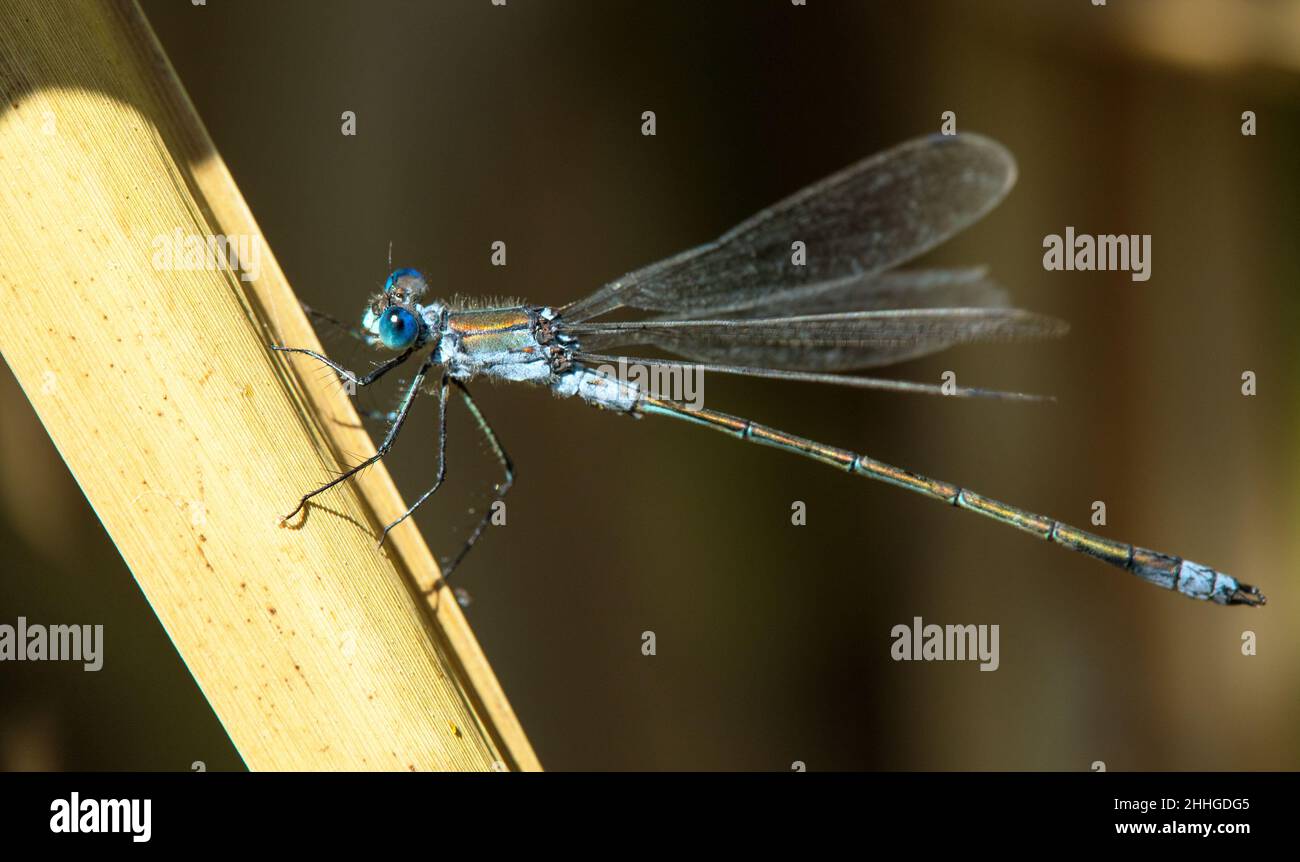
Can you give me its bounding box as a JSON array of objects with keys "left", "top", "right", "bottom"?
[{"left": 272, "top": 133, "right": 1264, "bottom": 607}]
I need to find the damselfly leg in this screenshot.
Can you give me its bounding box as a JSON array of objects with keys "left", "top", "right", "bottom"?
[
  {"left": 439, "top": 379, "right": 514, "bottom": 580},
  {"left": 278, "top": 353, "right": 435, "bottom": 522},
  {"left": 378, "top": 373, "right": 450, "bottom": 549},
  {"left": 270, "top": 344, "right": 414, "bottom": 388}
]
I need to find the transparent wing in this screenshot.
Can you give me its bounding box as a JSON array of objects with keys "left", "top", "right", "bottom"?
[
  {"left": 661, "top": 267, "right": 1008, "bottom": 320},
  {"left": 562, "top": 308, "right": 1067, "bottom": 372},
  {"left": 571, "top": 351, "right": 1053, "bottom": 402},
  {"left": 560, "top": 133, "right": 1017, "bottom": 322}
]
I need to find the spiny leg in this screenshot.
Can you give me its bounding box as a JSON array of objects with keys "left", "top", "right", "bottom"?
[
  {"left": 271, "top": 343, "right": 414, "bottom": 388},
  {"left": 296, "top": 305, "right": 389, "bottom": 410},
  {"left": 378, "top": 373, "right": 451, "bottom": 547},
  {"left": 282, "top": 355, "right": 437, "bottom": 521},
  {"left": 440, "top": 379, "right": 515, "bottom": 580}
]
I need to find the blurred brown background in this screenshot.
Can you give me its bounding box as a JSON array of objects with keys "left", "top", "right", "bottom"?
[{"left": 1, "top": 0, "right": 1297, "bottom": 770}]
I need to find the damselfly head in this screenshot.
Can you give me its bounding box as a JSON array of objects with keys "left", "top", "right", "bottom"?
[
  {"left": 361, "top": 268, "right": 429, "bottom": 350},
  {"left": 383, "top": 267, "right": 429, "bottom": 304}
]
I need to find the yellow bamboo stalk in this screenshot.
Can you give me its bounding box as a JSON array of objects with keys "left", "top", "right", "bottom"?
[{"left": 0, "top": 0, "right": 540, "bottom": 771}]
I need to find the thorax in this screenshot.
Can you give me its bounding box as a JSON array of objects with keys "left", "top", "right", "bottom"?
[
  {"left": 432, "top": 305, "right": 556, "bottom": 383},
  {"left": 426, "top": 303, "right": 643, "bottom": 411}
]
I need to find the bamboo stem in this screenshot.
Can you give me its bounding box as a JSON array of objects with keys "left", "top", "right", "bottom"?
[{"left": 0, "top": 0, "right": 540, "bottom": 771}]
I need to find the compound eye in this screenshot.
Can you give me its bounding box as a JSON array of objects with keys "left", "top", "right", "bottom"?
[
  {"left": 383, "top": 268, "right": 428, "bottom": 302},
  {"left": 378, "top": 306, "right": 419, "bottom": 350}
]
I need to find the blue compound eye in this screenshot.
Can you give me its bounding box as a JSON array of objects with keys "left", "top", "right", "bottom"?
[
  {"left": 377, "top": 306, "right": 419, "bottom": 349},
  {"left": 384, "top": 267, "right": 428, "bottom": 298}
]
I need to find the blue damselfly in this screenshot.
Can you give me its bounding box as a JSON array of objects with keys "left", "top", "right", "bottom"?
[{"left": 273, "top": 133, "right": 1264, "bottom": 607}]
